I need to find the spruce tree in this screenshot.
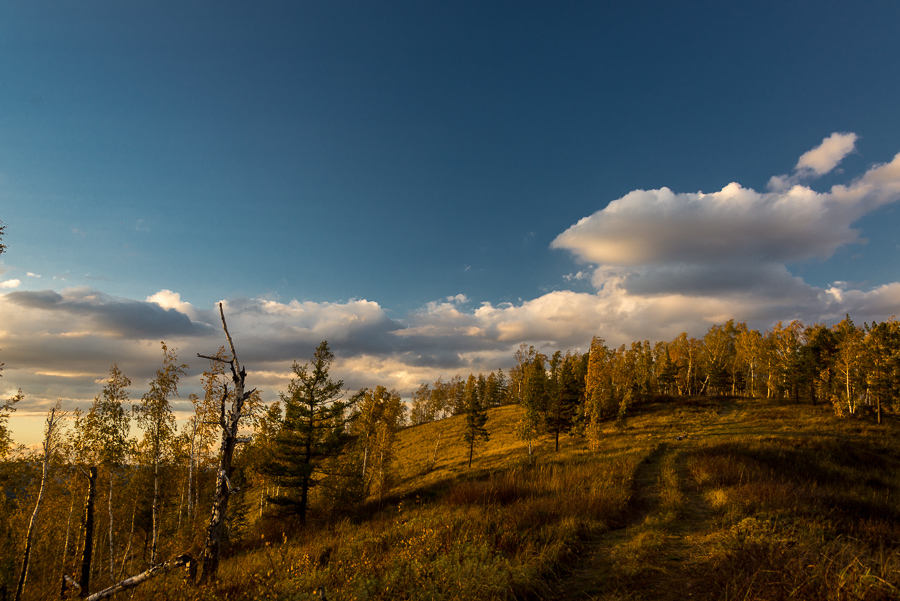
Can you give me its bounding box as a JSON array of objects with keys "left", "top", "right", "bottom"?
[
  {"left": 264, "top": 341, "right": 355, "bottom": 523},
  {"left": 462, "top": 375, "right": 489, "bottom": 469}
]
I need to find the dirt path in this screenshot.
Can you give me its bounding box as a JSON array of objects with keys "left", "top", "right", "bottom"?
[{"left": 548, "top": 418, "right": 723, "bottom": 599}]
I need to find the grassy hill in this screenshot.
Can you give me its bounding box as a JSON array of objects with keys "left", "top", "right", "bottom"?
[{"left": 138, "top": 398, "right": 900, "bottom": 600}]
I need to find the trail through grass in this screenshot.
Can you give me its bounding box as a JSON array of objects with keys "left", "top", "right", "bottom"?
[{"left": 551, "top": 398, "right": 900, "bottom": 600}]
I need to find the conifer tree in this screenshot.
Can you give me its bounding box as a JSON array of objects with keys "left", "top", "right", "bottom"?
[
  {"left": 462, "top": 374, "right": 489, "bottom": 469},
  {"left": 545, "top": 352, "right": 581, "bottom": 451},
  {"left": 264, "top": 341, "right": 356, "bottom": 523},
  {"left": 864, "top": 318, "right": 900, "bottom": 423}
]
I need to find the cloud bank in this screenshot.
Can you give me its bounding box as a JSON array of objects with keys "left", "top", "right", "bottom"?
[{"left": 4, "top": 133, "right": 900, "bottom": 444}]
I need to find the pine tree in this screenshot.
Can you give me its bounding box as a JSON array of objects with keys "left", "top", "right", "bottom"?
[
  {"left": 462, "top": 375, "right": 490, "bottom": 469},
  {"left": 264, "top": 341, "right": 356, "bottom": 523},
  {"left": 545, "top": 352, "right": 581, "bottom": 451}
]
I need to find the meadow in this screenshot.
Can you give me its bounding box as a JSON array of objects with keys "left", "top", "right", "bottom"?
[{"left": 121, "top": 396, "right": 899, "bottom": 601}]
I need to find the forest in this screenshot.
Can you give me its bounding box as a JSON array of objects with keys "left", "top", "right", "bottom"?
[{"left": 1, "top": 217, "right": 899, "bottom": 599}]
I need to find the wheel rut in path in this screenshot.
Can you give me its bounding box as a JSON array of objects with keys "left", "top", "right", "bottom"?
[
  {"left": 547, "top": 442, "right": 670, "bottom": 600},
  {"left": 547, "top": 438, "right": 716, "bottom": 601}
]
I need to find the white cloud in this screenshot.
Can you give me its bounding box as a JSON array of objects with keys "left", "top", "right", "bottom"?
[
  {"left": 552, "top": 138, "right": 900, "bottom": 301},
  {"left": 27, "top": 272, "right": 41, "bottom": 278},
  {"left": 0, "top": 279, "right": 21, "bottom": 289},
  {"left": 769, "top": 132, "right": 859, "bottom": 191},
  {"left": 147, "top": 289, "right": 197, "bottom": 319},
  {"left": 796, "top": 132, "right": 858, "bottom": 176}
]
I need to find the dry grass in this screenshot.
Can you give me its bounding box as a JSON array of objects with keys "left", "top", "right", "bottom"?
[{"left": 121, "top": 397, "right": 900, "bottom": 601}]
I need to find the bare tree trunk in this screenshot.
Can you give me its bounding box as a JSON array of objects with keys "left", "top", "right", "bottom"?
[
  {"left": 15, "top": 405, "right": 61, "bottom": 601},
  {"left": 150, "top": 437, "right": 160, "bottom": 564},
  {"left": 187, "top": 418, "right": 197, "bottom": 527},
  {"left": 84, "top": 554, "right": 193, "bottom": 601},
  {"left": 61, "top": 494, "right": 75, "bottom": 577},
  {"left": 79, "top": 467, "right": 98, "bottom": 598},
  {"left": 108, "top": 474, "right": 115, "bottom": 580},
  {"left": 118, "top": 495, "right": 137, "bottom": 580},
  {"left": 197, "top": 303, "right": 255, "bottom": 584}
]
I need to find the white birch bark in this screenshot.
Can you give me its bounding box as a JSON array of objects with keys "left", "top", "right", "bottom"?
[{"left": 14, "top": 404, "right": 62, "bottom": 601}]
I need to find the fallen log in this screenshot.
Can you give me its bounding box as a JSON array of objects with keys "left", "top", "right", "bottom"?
[{"left": 81, "top": 554, "right": 194, "bottom": 601}]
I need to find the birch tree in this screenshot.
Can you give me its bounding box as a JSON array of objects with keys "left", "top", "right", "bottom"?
[
  {"left": 0, "top": 389, "right": 22, "bottom": 459},
  {"left": 135, "top": 343, "right": 186, "bottom": 564},
  {"left": 14, "top": 401, "right": 63, "bottom": 601}
]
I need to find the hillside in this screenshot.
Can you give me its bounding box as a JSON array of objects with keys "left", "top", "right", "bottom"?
[{"left": 136, "top": 397, "right": 899, "bottom": 600}]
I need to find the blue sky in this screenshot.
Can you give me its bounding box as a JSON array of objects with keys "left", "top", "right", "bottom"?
[{"left": 2, "top": 1, "right": 900, "bottom": 445}]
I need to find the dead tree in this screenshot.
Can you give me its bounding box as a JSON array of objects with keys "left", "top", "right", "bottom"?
[{"left": 196, "top": 303, "right": 255, "bottom": 583}]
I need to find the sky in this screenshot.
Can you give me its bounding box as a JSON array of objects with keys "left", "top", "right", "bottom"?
[{"left": 2, "top": 1, "right": 900, "bottom": 446}]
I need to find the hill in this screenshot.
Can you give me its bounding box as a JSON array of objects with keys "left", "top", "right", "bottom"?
[{"left": 136, "top": 397, "right": 900, "bottom": 600}]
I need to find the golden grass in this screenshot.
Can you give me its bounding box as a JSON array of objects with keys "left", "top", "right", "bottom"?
[{"left": 122, "top": 397, "right": 900, "bottom": 601}]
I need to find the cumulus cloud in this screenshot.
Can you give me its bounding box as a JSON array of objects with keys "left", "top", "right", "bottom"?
[
  {"left": 552, "top": 134, "right": 900, "bottom": 299},
  {"left": 0, "top": 279, "right": 21, "bottom": 289},
  {"left": 147, "top": 289, "right": 198, "bottom": 319}
]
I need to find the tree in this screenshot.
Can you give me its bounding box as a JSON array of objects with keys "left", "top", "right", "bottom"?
[
  {"left": 584, "top": 337, "right": 611, "bottom": 449},
  {"left": 703, "top": 321, "right": 737, "bottom": 396},
  {"left": 735, "top": 327, "right": 765, "bottom": 397},
  {"left": 352, "top": 386, "right": 405, "bottom": 498},
  {"left": 865, "top": 318, "right": 900, "bottom": 424},
  {"left": 264, "top": 341, "right": 356, "bottom": 523},
  {"left": 0, "top": 390, "right": 22, "bottom": 459},
  {"left": 515, "top": 355, "right": 548, "bottom": 461},
  {"left": 15, "top": 401, "right": 63, "bottom": 601},
  {"left": 799, "top": 324, "right": 837, "bottom": 405},
  {"left": 409, "top": 383, "right": 433, "bottom": 425},
  {"left": 769, "top": 320, "right": 804, "bottom": 402},
  {"left": 462, "top": 374, "right": 490, "bottom": 469},
  {"left": 76, "top": 365, "right": 131, "bottom": 580},
  {"left": 197, "top": 304, "right": 258, "bottom": 584},
  {"left": 833, "top": 315, "right": 865, "bottom": 416},
  {"left": 545, "top": 352, "right": 581, "bottom": 451},
  {"left": 135, "top": 343, "right": 186, "bottom": 564}
]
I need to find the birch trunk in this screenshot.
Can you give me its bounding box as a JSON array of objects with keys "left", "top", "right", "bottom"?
[
  {"left": 14, "top": 405, "right": 60, "bottom": 601},
  {"left": 84, "top": 554, "right": 193, "bottom": 601},
  {"left": 150, "top": 448, "right": 159, "bottom": 563},
  {"left": 108, "top": 475, "right": 115, "bottom": 580}
]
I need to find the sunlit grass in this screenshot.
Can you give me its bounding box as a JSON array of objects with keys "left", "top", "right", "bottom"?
[{"left": 123, "top": 397, "right": 899, "bottom": 601}]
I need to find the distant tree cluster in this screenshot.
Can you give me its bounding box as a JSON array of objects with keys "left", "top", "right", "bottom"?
[{"left": 509, "top": 316, "right": 900, "bottom": 454}]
